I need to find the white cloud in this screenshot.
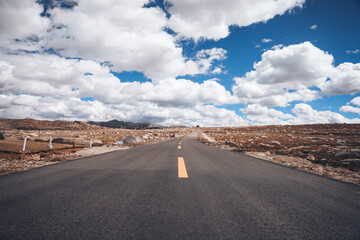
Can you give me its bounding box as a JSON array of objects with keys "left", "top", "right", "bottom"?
[
  {"left": 346, "top": 49, "right": 360, "bottom": 54},
  {"left": 310, "top": 24, "right": 317, "bottom": 30},
  {"left": 321, "top": 62, "right": 360, "bottom": 96},
  {"left": 0, "top": 1, "right": 359, "bottom": 126},
  {"left": 340, "top": 96, "right": 360, "bottom": 115},
  {"left": 0, "top": 51, "right": 236, "bottom": 107},
  {"left": 241, "top": 103, "right": 360, "bottom": 125},
  {"left": 232, "top": 42, "right": 331, "bottom": 106},
  {"left": 262, "top": 38, "right": 273, "bottom": 43},
  {"left": 233, "top": 42, "right": 360, "bottom": 107},
  {"left": 193, "top": 48, "right": 227, "bottom": 74},
  {"left": 350, "top": 96, "right": 360, "bottom": 106},
  {"left": 167, "top": 0, "right": 305, "bottom": 41},
  {"left": 0, "top": 0, "right": 226, "bottom": 80},
  {"left": 271, "top": 44, "right": 284, "bottom": 50},
  {"left": 290, "top": 103, "right": 360, "bottom": 124},
  {"left": 241, "top": 104, "right": 293, "bottom": 125},
  {"left": 0, "top": 94, "right": 247, "bottom": 126},
  {"left": 340, "top": 105, "right": 360, "bottom": 115},
  {"left": 0, "top": 0, "right": 50, "bottom": 51},
  {"left": 44, "top": 0, "right": 200, "bottom": 79}
]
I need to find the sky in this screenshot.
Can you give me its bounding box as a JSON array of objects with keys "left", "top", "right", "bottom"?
[{"left": 0, "top": 0, "right": 359, "bottom": 126}]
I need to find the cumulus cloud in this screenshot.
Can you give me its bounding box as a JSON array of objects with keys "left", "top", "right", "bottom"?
[
  {"left": 290, "top": 103, "right": 360, "bottom": 124},
  {"left": 340, "top": 105, "right": 360, "bottom": 115},
  {"left": 340, "top": 96, "right": 360, "bottom": 115},
  {"left": 167, "top": 0, "right": 305, "bottom": 41},
  {"left": 232, "top": 42, "right": 330, "bottom": 106},
  {"left": 0, "top": 94, "right": 247, "bottom": 126},
  {"left": 0, "top": 51, "right": 235, "bottom": 107},
  {"left": 0, "top": 0, "right": 50, "bottom": 51},
  {"left": 0, "top": 1, "right": 359, "bottom": 126},
  {"left": 241, "top": 104, "right": 293, "bottom": 125},
  {"left": 350, "top": 96, "right": 360, "bottom": 106},
  {"left": 0, "top": 0, "right": 227, "bottom": 80},
  {"left": 321, "top": 63, "right": 360, "bottom": 95},
  {"left": 233, "top": 42, "right": 360, "bottom": 107},
  {"left": 45, "top": 0, "right": 212, "bottom": 79},
  {"left": 241, "top": 103, "right": 360, "bottom": 125},
  {"left": 194, "top": 48, "right": 227, "bottom": 74}
]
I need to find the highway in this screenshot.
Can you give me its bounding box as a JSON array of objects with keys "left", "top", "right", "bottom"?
[{"left": 0, "top": 133, "right": 359, "bottom": 239}]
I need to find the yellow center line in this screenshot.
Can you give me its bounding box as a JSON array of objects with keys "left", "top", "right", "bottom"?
[
  {"left": 178, "top": 157, "right": 188, "bottom": 178},
  {"left": 178, "top": 145, "right": 181, "bottom": 149}
]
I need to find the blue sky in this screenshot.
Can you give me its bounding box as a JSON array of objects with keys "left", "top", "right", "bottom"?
[{"left": 0, "top": 0, "right": 359, "bottom": 126}]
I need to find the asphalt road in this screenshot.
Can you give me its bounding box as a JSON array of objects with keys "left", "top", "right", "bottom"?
[{"left": 1, "top": 133, "right": 359, "bottom": 239}]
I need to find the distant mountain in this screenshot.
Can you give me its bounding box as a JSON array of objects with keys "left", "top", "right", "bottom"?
[
  {"left": 87, "top": 119, "right": 163, "bottom": 129},
  {"left": 0, "top": 118, "right": 100, "bottom": 131}
]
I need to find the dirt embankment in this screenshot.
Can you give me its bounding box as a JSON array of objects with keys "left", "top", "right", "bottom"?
[
  {"left": 0, "top": 118, "right": 191, "bottom": 175},
  {"left": 198, "top": 124, "right": 360, "bottom": 185}
]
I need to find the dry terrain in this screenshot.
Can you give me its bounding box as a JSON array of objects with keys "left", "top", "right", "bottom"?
[
  {"left": 198, "top": 124, "right": 360, "bottom": 185},
  {"left": 1, "top": 119, "right": 359, "bottom": 185},
  {"left": 0, "top": 118, "right": 191, "bottom": 174}
]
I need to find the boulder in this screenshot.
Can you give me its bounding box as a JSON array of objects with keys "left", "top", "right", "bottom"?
[
  {"left": 267, "top": 141, "right": 281, "bottom": 147},
  {"left": 340, "top": 159, "right": 360, "bottom": 170},
  {"left": 225, "top": 141, "right": 239, "bottom": 148},
  {"left": 123, "top": 136, "right": 142, "bottom": 144},
  {"left": 75, "top": 138, "right": 90, "bottom": 146},
  {"left": 27, "top": 133, "right": 38, "bottom": 138},
  {"left": 53, "top": 138, "right": 76, "bottom": 145},
  {"left": 306, "top": 154, "right": 316, "bottom": 161},
  {"left": 0, "top": 132, "right": 5, "bottom": 140},
  {"left": 336, "top": 139, "right": 345, "bottom": 145},
  {"left": 142, "top": 134, "right": 151, "bottom": 140},
  {"left": 260, "top": 143, "right": 275, "bottom": 148},
  {"left": 91, "top": 139, "right": 103, "bottom": 146},
  {"left": 334, "top": 149, "right": 360, "bottom": 160},
  {"left": 25, "top": 136, "right": 35, "bottom": 141},
  {"left": 35, "top": 136, "right": 50, "bottom": 142}
]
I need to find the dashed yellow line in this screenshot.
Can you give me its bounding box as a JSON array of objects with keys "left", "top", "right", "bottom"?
[
  {"left": 178, "top": 145, "right": 181, "bottom": 149},
  {"left": 178, "top": 157, "right": 188, "bottom": 178}
]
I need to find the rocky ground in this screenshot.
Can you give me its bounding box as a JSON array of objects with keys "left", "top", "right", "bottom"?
[
  {"left": 198, "top": 124, "right": 360, "bottom": 185},
  {"left": 1, "top": 119, "right": 359, "bottom": 185},
  {"left": 0, "top": 118, "right": 192, "bottom": 175}
]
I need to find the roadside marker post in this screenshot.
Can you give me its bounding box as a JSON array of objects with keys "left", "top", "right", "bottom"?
[
  {"left": 22, "top": 137, "right": 27, "bottom": 152},
  {"left": 48, "top": 136, "right": 53, "bottom": 149}
]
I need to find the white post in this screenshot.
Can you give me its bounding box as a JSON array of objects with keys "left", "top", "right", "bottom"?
[
  {"left": 48, "top": 136, "right": 53, "bottom": 149},
  {"left": 22, "top": 136, "right": 27, "bottom": 152},
  {"left": 90, "top": 139, "right": 93, "bottom": 147}
]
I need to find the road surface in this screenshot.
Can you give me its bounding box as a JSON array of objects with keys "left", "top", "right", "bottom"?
[{"left": 1, "top": 133, "right": 359, "bottom": 239}]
